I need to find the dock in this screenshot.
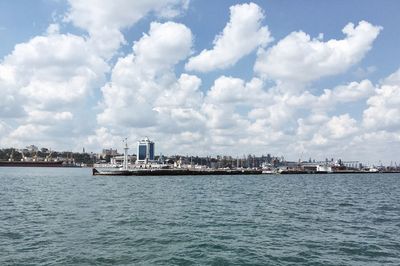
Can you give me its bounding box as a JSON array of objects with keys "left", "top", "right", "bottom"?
[{"left": 92, "top": 168, "right": 263, "bottom": 176}]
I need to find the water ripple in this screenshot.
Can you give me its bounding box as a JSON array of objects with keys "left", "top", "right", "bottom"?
[{"left": 1, "top": 168, "right": 400, "bottom": 265}]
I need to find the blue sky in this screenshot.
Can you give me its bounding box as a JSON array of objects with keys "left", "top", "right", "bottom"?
[
  {"left": 2, "top": 1, "right": 399, "bottom": 80},
  {"left": 1, "top": 0, "right": 400, "bottom": 164}
]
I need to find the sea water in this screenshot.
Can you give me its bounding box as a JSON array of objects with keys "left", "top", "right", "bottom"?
[{"left": 1, "top": 167, "right": 399, "bottom": 265}]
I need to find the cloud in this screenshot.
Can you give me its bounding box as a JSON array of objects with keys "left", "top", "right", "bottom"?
[
  {"left": 363, "top": 69, "right": 400, "bottom": 130},
  {"left": 327, "top": 80, "right": 375, "bottom": 102},
  {"left": 132, "top": 22, "right": 193, "bottom": 71},
  {"left": 46, "top": 23, "right": 60, "bottom": 35},
  {"left": 314, "top": 79, "right": 375, "bottom": 111},
  {"left": 255, "top": 21, "right": 382, "bottom": 85},
  {"left": 0, "top": 63, "right": 26, "bottom": 117},
  {"left": 325, "top": 114, "right": 358, "bottom": 139},
  {"left": 26, "top": 111, "right": 73, "bottom": 124},
  {"left": 347, "top": 130, "right": 400, "bottom": 164},
  {"left": 97, "top": 21, "right": 197, "bottom": 129},
  {"left": 0, "top": 29, "right": 108, "bottom": 148},
  {"left": 353, "top": 65, "right": 377, "bottom": 79},
  {"left": 2, "top": 32, "right": 108, "bottom": 109},
  {"left": 205, "top": 76, "right": 267, "bottom": 105},
  {"left": 382, "top": 67, "right": 400, "bottom": 86},
  {"left": 155, "top": 73, "right": 203, "bottom": 112},
  {"left": 0, "top": 121, "right": 12, "bottom": 143},
  {"left": 1, "top": 1, "right": 398, "bottom": 164},
  {"left": 293, "top": 113, "right": 360, "bottom": 160},
  {"left": 85, "top": 127, "right": 123, "bottom": 150},
  {"left": 65, "top": 0, "right": 189, "bottom": 59},
  {"left": 185, "top": 2, "right": 272, "bottom": 72},
  {"left": 8, "top": 124, "right": 49, "bottom": 141},
  {"left": 291, "top": 69, "right": 400, "bottom": 162}
]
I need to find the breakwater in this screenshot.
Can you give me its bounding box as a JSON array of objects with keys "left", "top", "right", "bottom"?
[
  {"left": 93, "top": 167, "right": 400, "bottom": 176},
  {"left": 92, "top": 168, "right": 263, "bottom": 176}
]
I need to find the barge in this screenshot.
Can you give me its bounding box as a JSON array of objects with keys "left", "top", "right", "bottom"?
[
  {"left": 92, "top": 168, "right": 263, "bottom": 176},
  {"left": 0, "top": 160, "right": 64, "bottom": 167}
]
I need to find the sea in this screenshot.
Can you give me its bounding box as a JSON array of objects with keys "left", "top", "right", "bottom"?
[{"left": 1, "top": 167, "right": 399, "bottom": 265}]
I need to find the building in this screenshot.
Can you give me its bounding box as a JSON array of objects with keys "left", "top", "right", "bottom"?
[
  {"left": 101, "top": 148, "right": 118, "bottom": 156},
  {"left": 99, "top": 148, "right": 118, "bottom": 160},
  {"left": 137, "top": 137, "right": 155, "bottom": 164}
]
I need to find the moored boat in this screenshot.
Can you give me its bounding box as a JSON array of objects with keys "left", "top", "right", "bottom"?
[
  {"left": 0, "top": 160, "right": 64, "bottom": 167},
  {"left": 92, "top": 167, "right": 263, "bottom": 176}
]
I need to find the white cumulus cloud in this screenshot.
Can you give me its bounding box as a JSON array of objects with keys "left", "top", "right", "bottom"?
[
  {"left": 255, "top": 21, "right": 382, "bottom": 84},
  {"left": 185, "top": 2, "right": 272, "bottom": 72},
  {"left": 314, "top": 79, "right": 375, "bottom": 111},
  {"left": 97, "top": 21, "right": 200, "bottom": 133},
  {"left": 363, "top": 69, "right": 400, "bottom": 130},
  {"left": 0, "top": 30, "right": 109, "bottom": 148},
  {"left": 325, "top": 114, "right": 359, "bottom": 139},
  {"left": 65, "top": 0, "right": 189, "bottom": 59}
]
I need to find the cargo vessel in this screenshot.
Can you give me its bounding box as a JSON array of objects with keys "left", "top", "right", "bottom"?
[
  {"left": 0, "top": 160, "right": 64, "bottom": 167},
  {"left": 0, "top": 148, "right": 70, "bottom": 167}
]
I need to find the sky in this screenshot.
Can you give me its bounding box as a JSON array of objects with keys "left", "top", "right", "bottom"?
[{"left": 1, "top": 0, "right": 400, "bottom": 164}]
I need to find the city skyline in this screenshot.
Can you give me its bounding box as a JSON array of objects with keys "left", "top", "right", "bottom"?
[{"left": 1, "top": 1, "right": 400, "bottom": 164}]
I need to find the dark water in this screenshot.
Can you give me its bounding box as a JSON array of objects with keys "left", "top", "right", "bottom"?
[{"left": 1, "top": 168, "right": 400, "bottom": 265}]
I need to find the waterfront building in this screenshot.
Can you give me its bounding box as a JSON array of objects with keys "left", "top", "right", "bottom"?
[
  {"left": 101, "top": 148, "right": 118, "bottom": 157},
  {"left": 137, "top": 137, "right": 155, "bottom": 164}
]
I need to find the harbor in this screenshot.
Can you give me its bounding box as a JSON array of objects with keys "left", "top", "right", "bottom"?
[
  {"left": 91, "top": 138, "right": 400, "bottom": 176},
  {"left": 1, "top": 140, "right": 399, "bottom": 175},
  {"left": 2, "top": 1, "right": 400, "bottom": 265}
]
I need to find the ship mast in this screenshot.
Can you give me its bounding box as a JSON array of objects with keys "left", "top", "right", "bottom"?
[
  {"left": 123, "top": 138, "right": 128, "bottom": 170},
  {"left": 21, "top": 150, "right": 25, "bottom": 161},
  {"left": 8, "top": 149, "right": 14, "bottom": 162},
  {"left": 45, "top": 149, "right": 52, "bottom": 162}
]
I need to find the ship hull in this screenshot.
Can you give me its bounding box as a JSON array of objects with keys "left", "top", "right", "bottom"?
[
  {"left": 0, "top": 161, "right": 64, "bottom": 167},
  {"left": 93, "top": 168, "right": 263, "bottom": 176}
]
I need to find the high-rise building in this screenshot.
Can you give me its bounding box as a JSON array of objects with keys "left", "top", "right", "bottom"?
[{"left": 137, "top": 137, "right": 155, "bottom": 163}]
